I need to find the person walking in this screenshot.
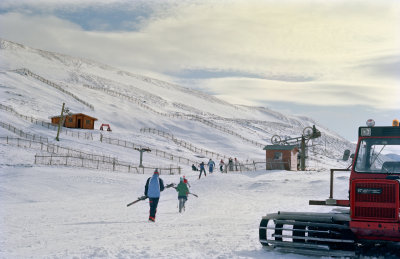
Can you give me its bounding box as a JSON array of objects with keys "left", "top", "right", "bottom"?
[
  {"left": 234, "top": 157, "right": 239, "bottom": 171},
  {"left": 219, "top": 159, "right": 225, "bottom": 173},
  {"left": 228, "top": 157, "right": 234, "bottom": 171},
  {"left": 176, "top": 177, "right": 189, "bottom": 213},
  {"left": 144, "top": 169, "right": 165, "bottom": 222},
  {"left": 198, "top": 161, "right": 206, "bottom": 179},
  {"left": 207, "top": 158, "right": 215, "bottom": 174}
]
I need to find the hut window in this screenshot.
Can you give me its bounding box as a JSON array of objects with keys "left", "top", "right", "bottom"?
[
  {"left": 86, "top": 120, "right": 91, "bottom": 125},
  {"left": 274, "top": 152, "right": 282, "bottom": 160},
  {"left": 68, "top": 118, "right": 73, "bottom": 123}
]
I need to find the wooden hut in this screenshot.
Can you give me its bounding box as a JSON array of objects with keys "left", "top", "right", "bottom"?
[
  {"left": 51, "top": 113, "right": 98, "bottom": 130},
  {"left": 263, "top": 145, "right": 298, "bottom": 171}
]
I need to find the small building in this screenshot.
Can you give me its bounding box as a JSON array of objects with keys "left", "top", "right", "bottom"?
[
  {"left": 51, "top": 113, "right": 98, "bottom": 130},
  {"left": 263, "top": 145, "right": 298, "bottom": 171}
]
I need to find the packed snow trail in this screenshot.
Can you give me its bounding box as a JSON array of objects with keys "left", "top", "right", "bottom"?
[{"left": 0, "top": 166, "right": 349, "bottom": 258}]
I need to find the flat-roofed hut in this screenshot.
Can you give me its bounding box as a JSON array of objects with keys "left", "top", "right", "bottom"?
[{"left": 51, "top": 113, "right": 97, "bottom": 130}]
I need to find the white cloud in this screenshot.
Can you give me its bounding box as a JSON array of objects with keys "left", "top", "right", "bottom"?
[
  {"left": 0, "top": 0, "right": 399, "bottom": 110},
  {"left": 196, "top": 77, "right": 399, "bottom": 110}
]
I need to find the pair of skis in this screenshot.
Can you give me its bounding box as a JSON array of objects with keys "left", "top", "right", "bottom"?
[{"left": 126, "top": 183, "right": 198, "bottom": 207}]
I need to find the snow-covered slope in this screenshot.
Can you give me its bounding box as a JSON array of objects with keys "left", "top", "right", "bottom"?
[
  {"left": 0, "top": 38, "right": 354, "bottom": 170},
  {"left": 0, "top": 38, "right": 360, "bottom": 259}
]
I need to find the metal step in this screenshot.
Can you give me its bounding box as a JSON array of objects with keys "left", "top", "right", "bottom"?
[
  {"left": 261, "top": 242, "right": 356, "bottom": 257},
  {"left": 273, "top": 234, "right": 354, "bottom": 243},
  {"left": 264, "top": 211, "right": 350, "bottom": 223},
  {"left": 260, "top": 226, "right": 340, "bottom": 235},
  {"left": 272, "top": 219, "right": 350, "bottom": 229},
  {"left": 260, "top": 239, "right": 329, "bottom": 250}
]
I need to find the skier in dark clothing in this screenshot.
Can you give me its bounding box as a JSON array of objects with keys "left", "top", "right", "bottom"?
[
  {"left": 191, "top": 164, "right": 198, "bottom": 171},
  {"left": 228, "top": 157, "right": 234, "bottom": 171},
  {"left": 144, "top": 169, "right": 165, "bottom": 222},
  {"left": 198, "top": 161, "right": 206, "bottom": 179},
  {"left": 219, "top": 159, "right": 225, "bottom": 173},
  {"left": 176, "top": 177, "right": 189, "bottom": 213}
]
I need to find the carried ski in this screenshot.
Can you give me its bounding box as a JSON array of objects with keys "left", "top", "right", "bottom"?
[
  {"left": 126, "top": 195, "right": 147, "bottom": 207},
  {"left": 126, "top": 183, "right": 176, "bottom": 207},
  {"left": 189, "top": 192, "right": 198, "bottom": 198},
  {"left": 165, "top": 183, "right": 175, "bottom": 189},
  {"left": 172, "top": 186, "right": 198, "bottom": 198}
]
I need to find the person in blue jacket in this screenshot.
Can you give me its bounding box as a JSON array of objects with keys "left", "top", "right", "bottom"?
[
  {"left": 144, "top": 169, "right": 165, "bottom": 222},
  {"left": 207, "top": 158, "right": 215, "bottom": 173}
]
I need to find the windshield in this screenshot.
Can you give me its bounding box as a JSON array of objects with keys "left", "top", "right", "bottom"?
[{"left": 354, "top": 138, "right": 400, "bottom": 174}]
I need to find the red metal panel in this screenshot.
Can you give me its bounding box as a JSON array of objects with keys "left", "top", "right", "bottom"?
[
  {"left": 351, "top": 179, "right": 399, "bottom": 222},
  {"left": 350, "top": 221, "right": 400, "bottom": 241}
]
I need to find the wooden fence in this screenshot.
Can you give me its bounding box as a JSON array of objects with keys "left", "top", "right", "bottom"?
[
  {"left": 14, "top": 68, "right": 94, "bottom": 110},
  {"left": 0, "top": 121, "right": 49, "bottom": 143},
  {"left": 82, "top": 84, "right": 264, "bottom": 148},
  {"left": 34, "top": 154, "right": 182, "bottom": 174},
  {"left": 1, "top": 136, "right": 294, "bottom": 173},
  {"left": 0, "top": 103, "right": 93, "bottom": 140},
  {"left": 140, "top": 128, "right": 229, "bottom": 160},
  {"left": 100, "top": 135, "right": 199, "bottom": 166},
  {"left": 0, "top": 136, "right": 116, "bottom": 163},
  {"left": 198, "top": 160, "right": 292, "bottom": 173}
]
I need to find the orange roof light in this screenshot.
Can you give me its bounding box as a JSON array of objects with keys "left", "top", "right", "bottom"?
[{"left": 393, "top": 119, "right": 399, "bottom": 127}]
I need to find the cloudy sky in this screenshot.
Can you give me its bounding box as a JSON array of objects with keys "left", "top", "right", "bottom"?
[{"left": 0, "top": 0, "right": 399, "bottom": 141}]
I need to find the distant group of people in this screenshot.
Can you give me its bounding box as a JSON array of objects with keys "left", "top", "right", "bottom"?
[
  {"left": 192, "top": 159, "right": 216, "bottom": 179},
  {"left": 144, "top": 169, "right": 192, "bottom": 222},
  {"left": 192, "top": 157, "right": 240, "bottom": 177}
]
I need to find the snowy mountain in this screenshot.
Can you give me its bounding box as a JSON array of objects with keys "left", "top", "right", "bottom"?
[
  {"left": 0, "top": 38, "right": 354, "bottom": 171},
  {"left": 0, "top": 38, "right": 358, "bottom": 259}
]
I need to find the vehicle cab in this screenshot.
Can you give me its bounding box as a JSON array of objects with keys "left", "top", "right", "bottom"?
[{"left": 349, "top": 119, "right": 400, "bottom": 241}]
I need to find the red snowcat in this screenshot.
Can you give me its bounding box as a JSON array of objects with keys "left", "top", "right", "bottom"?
[{"left": 259, "top": 119, "right": 400, "bottom": 257}]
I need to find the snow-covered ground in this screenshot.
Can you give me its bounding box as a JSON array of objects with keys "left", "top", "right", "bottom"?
[
  {"left": 0, "top": 38, "right": 357, "bottom": 258},
  {"left": 0, "top": 165, "right": 351, "bottom": 259}
]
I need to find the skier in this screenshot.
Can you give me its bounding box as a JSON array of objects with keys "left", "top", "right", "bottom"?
[
  {"left": 176, "top": 177, "right": 189, "bottom": 213},
  {"left": 191, "top": 164, "right": 198, "bottom": 171},
  {"left": 198, "top": 161, "right": 206, "bottom": 179},
  {"left": 183, "top": 175, "right": 191, "bottom": 187},
  {"left": 144, "top": 169, "right": 165, "bottom": 222},
  {"left": 219, "top": 159, "right": 225, "bottom": 173},
  {"left": 228, "top": 157, "right": 234, "bottom": 171},
  {"left": 234, "top": 157, "right": 239, "bottom": 171},
  {"left": 207, "top": 158, "right": 215, "bottom": 173}
]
